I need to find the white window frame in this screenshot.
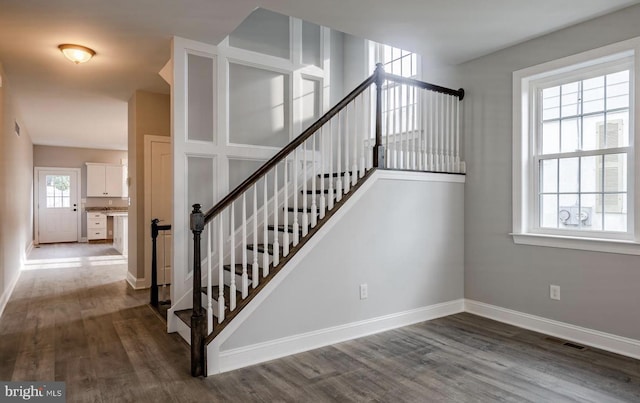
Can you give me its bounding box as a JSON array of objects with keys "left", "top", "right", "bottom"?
[{"left": 512, "top": 37, "right": 640, "bottom": 255}]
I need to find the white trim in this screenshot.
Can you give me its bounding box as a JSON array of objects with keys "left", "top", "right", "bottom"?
[
  {"left": 216, "top": 299, "right": 464, "bottom": 374},
  {"left": 24, "top": 241, "right": 34, "bottom": 261},
  {"left": 512, "top": 232, "right": 640, "bottom": 255},
  {"left": 513, "top": 37, "right": 640, "bottom": 252},
  {"left": 33, "top": 167, "right": 82, "bottom": 245},
  {"left": 126, "top": 271, "right": 148, "bottom": 290},
  {"left": 465, "top": 299, "right": 640, "bottom": 360},
  {"left": 377, "top": 169, "right": 466, "bottom": 183},
  {"left": 80, "top": 237, "right": 88, "bottom": 243},
  {"left": 0, "top": 271, "right": 21, "bottom": 319}
]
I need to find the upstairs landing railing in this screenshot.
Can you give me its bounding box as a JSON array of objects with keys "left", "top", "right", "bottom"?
[{"left": 187, "top": 64, "right": 464, "bottom": 376}]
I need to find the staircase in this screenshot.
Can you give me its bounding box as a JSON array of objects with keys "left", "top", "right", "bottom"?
[{"left": 172, "top": 64, "right": 465, "bottom": 376}]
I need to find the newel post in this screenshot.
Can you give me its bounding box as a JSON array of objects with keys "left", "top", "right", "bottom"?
[
  {"left": 190, "top": 204, "right": 206, "bottom": 377},
  {"left": 150, "top": 218, "right": 160, "bottom": 308},
  {"left": 373, "top": 62, "right": 385, "bottom": 168}
]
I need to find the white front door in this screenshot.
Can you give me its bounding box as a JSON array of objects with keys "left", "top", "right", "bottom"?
[{"left": 37, "top": 169, "right": 80, "bottom": 243}]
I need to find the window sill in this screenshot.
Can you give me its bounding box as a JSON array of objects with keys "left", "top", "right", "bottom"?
[{"left": 510, "top": 233, "right": 640, "bottom": 255}]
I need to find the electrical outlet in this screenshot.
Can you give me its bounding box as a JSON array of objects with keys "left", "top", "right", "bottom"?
[
  {"left": 108, "top": 230, "right": 113, "bottom": 236},
  {"left": 360, "top": 284, "right": 368, "bottom": 300},
  {"left": 108, "top": 200, "right": 113, "bottom": 205},
  {"left": 550, "top": 285, "right": 561, "bottom": 300}
]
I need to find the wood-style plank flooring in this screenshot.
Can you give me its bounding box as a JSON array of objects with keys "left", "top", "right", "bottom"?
[{"left": 1, "top": 243, "right": 639, "bottom": 402}]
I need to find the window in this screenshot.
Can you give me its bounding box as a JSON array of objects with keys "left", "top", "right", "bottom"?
[
  {"left": 45, "top": 175, "right": 71, "bottom": 208},
  {"left": 369, "top": 42, "right": 420, "bottom": 136},
  {"left": 513, "top": 38, "right": 640, "bottom": 254}
]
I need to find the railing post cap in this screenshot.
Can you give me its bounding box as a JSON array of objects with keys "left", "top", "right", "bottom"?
[
  {"left": 192, "top": 203, "right": 202, "bottom": 213},
  {"left": 458, "top": 88, "right": 465, "bottom": 101}
]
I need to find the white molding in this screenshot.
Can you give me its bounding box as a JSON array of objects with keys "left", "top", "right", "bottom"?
[
  {"left": 126, "top": 271, "right": 148, "bottom": 290},
  {"left": 24, "top": 241, "right": 34, "bottom": 261},
  {"left": 216, "top": 299, "right": 464, "bottom": 374},
  {"left": 377, "top": 169, "right": 466, "bottom": 183},
  {"left": 465, "top": 299, "right": 640, "bottom": 360},
  {"left": 80, "top": 237, "right": 88, "bottom": 243},
  {"left": 0, "top": 271, "right": 20, "bottom": 319},
  {"left": 512, "top": 232, "right": 640, "bottom": 255}
]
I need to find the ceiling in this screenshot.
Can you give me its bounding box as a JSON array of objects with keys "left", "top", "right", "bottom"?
[{"left": 0, "top": 0, "right": 638, "bottom": 150}]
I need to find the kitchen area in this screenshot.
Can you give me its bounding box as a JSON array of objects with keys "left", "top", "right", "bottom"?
[{"left": 84, "top": 162, "right": 128, "bottom": 256}]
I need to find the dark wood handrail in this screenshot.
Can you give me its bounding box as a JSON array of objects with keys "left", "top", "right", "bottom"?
[
  {"left": 383, "top": 72, "right": 465, "bottom": 100},
  {"left": 202, "top": 66, "right": 464, "bottom": 223}
]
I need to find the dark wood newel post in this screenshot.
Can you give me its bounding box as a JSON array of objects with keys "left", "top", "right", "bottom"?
[
  {"left": 150, "top": 218, "right": 160, "bottom": 307},
  {"left": 373, "top": 63, "right": 385, "bottom": 168},
  {"left": 190, "top": 204, "right": 206, "bottom": 377}
]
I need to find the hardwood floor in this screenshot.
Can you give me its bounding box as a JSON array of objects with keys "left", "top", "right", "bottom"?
[{"left": 1, "top": 243, "right": 639, "bottom": 402}]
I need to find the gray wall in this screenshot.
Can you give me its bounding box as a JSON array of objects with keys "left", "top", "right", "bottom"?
[
  {"left": 222, "top": 175, "right": 464, "bottom": 350},
  {"left": 0, "top": 63, "right": 33, "bottom": 314},
  {"left": 459, "top": 4, "right": 640, "bottom": 340}
]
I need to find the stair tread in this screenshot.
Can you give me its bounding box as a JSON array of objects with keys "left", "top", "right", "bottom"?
[
  {"left": 286, "top": 206, "right": 317, "bottom": 213},
  {"left": 174, "top": 308, "right": 209, "bottom": 327},
  {"left": 303, "top": 189, "right": 337, "bottom": 194},
  {"left": 267, "top": 224, "right": 303, "bottom": 233},
  {"left": 247, "top": 243, "right": 285, "bottom": 255},
  {"left": 200, "top": 284, "right": 241, "bottom": 301},
  {"left": 319, "top": 171, "right": 353, "bottom": 178},
  {"left": 223, "top": 264, "right": 254, "bottom": 279}
]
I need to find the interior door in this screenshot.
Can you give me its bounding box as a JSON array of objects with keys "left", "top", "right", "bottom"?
[
  {"left": 151, "top": 141, "right": 172, "bottom": 286},
  {"left": 38, "top": 169, "right": 79, "bottom": 243}
]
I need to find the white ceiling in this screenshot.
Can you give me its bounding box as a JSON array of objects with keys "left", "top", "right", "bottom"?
[{"left": 0, "top": 0, "right": 638, "bottom": 150}]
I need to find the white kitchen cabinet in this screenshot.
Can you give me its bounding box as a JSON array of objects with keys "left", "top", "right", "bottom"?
[
  {"left": 87, "top": 212, "right": 107, "bottom": 240},
  {"left": 86, "top": 163, "right": 127, "bottom": 197},
  {"left": 112, "top": 214, "right": 128, "bottom": 256}
]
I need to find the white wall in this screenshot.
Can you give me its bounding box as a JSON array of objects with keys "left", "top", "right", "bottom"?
[
  {"left": 459, "top": 4, "right": 640, "bottom": 340},
  {"left": 0, "top": 63, "right": 33, "bottom": 317},
  {"left": 218, "top": 171, "right": 464, "bottom": 356}
]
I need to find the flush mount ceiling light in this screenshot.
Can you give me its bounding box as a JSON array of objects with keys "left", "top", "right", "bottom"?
[{"left": 58, "top": 44, "right": 95, "bottom": 64}]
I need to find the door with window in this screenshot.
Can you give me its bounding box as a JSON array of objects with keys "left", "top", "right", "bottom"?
[{"left": 37, "top": 169, "right": 80, "bottom": 243}]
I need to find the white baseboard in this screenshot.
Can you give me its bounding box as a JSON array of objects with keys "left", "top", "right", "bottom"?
[
  {"left": 126, "top": 271, "right": 148, "bottom": 290},
  {"left": 80, "top": 237, "right": 88, "bottom": 243},
  {"left": 465, "top": 299, "right": 640, "bottom": 360},
  {"left": 216, "top": 299, "right": 464, "bottom": 374},
  {"left": 0, "top": 271, "right": 21, "bottom": 320},
  {"left": 24, "top": 241, "right": 34, "bottom": 260}
]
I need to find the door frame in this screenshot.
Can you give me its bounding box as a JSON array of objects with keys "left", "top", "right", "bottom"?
[
  {"left": 34, "top": 167, "right": 82, "bottom": 245},
  {"left": 144, "top": 135, "right": 172, "bottom": 289}
]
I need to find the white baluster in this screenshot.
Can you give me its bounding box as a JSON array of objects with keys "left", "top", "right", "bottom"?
[
  {"left": 292, "top": 148, "right": 300, "bottom": 246},
  {"left": 359, "top": 89, "right": 367, "bottom": 178},
  {"left": 435, "top": 93, "right": 440, "bottom": 171},
  {"left": 229, "top": 203, "right": 236, "bottom": 311},
  {"left": 217, "top": 216, "right": 224, "bottom": 323},
  {"left": 311, "top": 135, "right": 318, "bottom": 227},
  {"left": 368, "top": 86, "right": 372, "bottom": 170},
  {"left": 344, "top": 104, "right": 350, "bottom": 194},
  {"left": 352, "top": 96, "right": 358, "bottom": 186},
  {"left": 272, "top": 166, "right": 280, "bottom": 267},
  {"left": 411, "top": 87, "right": 420, "bottom": 170},
  {"left": 395, "top": 81, "right": 401, "bottom": 169},
  {"left": 207, "top": 223, "right": 212, "bottom": 334},
  {"left": 283, "top": 158, "right": 290, "bottom": 256},
  {"left": 404, "top": 83, "right": 410, "bottom": 169},
  {"left": 335, "top": 112, "right": 343, "bottom": 202},
  {"left": 417, "top": 88, "right": 423, "bottom": 171},
  {"left": 445, "top": 95, "right": 450, "bottom": 172},
  {"left": 241, "top": 194, "right": 248, "bottom": 299},
  {"left": 456, "top": 96, "right": 461, "bottom": 173},
  {"left": 252, "top": 183, "right": 259, "bottom": 287},
  {"left": 328, "top": 120, "right": 335, "bottom": 210},
  {"left": 386, "top": 82, "right": 391, "bottom": 169},
  {"left": 263, "top": 177, "right": 269, "bottom": 277},
  {"left": 319, "top": 126, "right": 326, "bottom": 219},
  {"left": 430, "top": 91, "right": 435, "bottom": 171},
  {"left": 302, "top": 140, "right": 309, "bottom": 236}
]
